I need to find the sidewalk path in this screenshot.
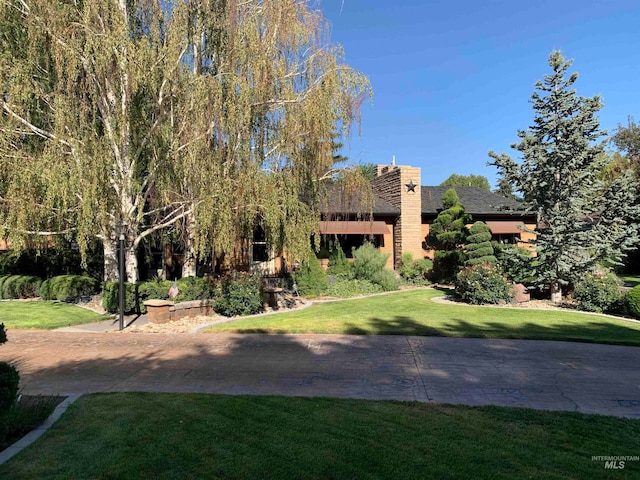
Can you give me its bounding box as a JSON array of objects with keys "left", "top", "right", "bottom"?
[{"left": 2, "top": 330, "right": 639, "bottom": 417}]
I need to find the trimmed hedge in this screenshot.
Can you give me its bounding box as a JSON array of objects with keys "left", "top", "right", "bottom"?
[
  {"left": 0, "top": 275, "right": 42, "bottom": 299},
  {"left": 102, "top": 282, "right": 138, "bottom": 314},
  {"left": 625, "top": 285, "right": 640, "bottom": 319},
  {"left": 39, "top": 275, "right": 99, "bottom": 301}
]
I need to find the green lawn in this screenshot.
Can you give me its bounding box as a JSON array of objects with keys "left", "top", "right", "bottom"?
[
  {"left": 206, "top": 288, "right": 640, "bottom": 346},
  {"left": 622, "top": 274, "right": 640, "bottom": 288},
  {"left": 0, "top": 393, "right": 637, "bottom": 479},
  {"left": 0, "top": 301, "right": 108, "bottom": 329}
]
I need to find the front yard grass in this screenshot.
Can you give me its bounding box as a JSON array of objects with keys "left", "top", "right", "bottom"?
[
  {"left": 0, "top": 301, "right": 108, "bottom": 329},
  {"left": 0, "top": 393, "right": 637, "bottom": 479},
  {"left": 206, "top": 288, "right": 640, "bottom": 346}
]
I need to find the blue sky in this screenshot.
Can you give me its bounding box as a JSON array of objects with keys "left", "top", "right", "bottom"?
[{"left": 318, "top": 0, "right": 640, "bottom": 188}]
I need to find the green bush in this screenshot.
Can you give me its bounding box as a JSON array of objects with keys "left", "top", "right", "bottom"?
[
  {"left": 624, "top": 285, "right": 640, "bottom": 319},
  {"left": 102, "top": 282, "right": 138, "bottom": 314},
  {"left": 326, "top": 279, "right": 383, "bottom": 297},
  {"left": 0, "top": 324, "right": 6, "bottom": 345},
  {"left": 0, "top": 362, "right": 19, "bottom": 413},
  {"left": 0, "top": 275, "right": 42, "bottom": 299},
  {"left": 215, "top": 273, "right": 264, "bottom": 317},
  {"left": 399, "top": 253, "right": 433, "bottom": 285},
  {"left": 175, "top": 277, "right": 217, "bottom": 302},
  {"left": 351, "top": 243, "right": 398, "bottom": 291},
  {"left": 574, "top": 270, "right": 623, "bottom": 313},
  {"left": 39, "top": 275, "right": 99, "bottom": 301},
  {"left": 455, "top": 263, "right": 512, "bottom": 305},
  {"left": 327, "top": 246, "right": 352, "bottom": 276},
  {"left": 432, "top": 250, "right": 465, "bottom": 284},
  {"left": 294, "top": 258, "right": 328, "bottom": 297}
]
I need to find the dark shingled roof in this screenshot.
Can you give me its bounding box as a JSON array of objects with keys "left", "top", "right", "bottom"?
[
  {"left": 321, "top": 187, "right": 400, "bottom": 216},
  {"left": 421, "top": 186, "right": 526, "bottom": 215}
]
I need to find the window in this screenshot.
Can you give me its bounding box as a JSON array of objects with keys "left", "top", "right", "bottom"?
[{"left": 252, "top": 225, "right": 269, "bottom": 262}]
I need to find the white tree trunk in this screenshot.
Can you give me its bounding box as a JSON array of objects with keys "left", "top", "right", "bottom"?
[
  {"left": 181, "top": 213, "right": 196, "bottom": 278},
  {"left": 103, "top": 238, "right": 119, "bottom": 282},
  {"left": 550, "top": 282, "right": 562, "bottom": 303},
  {"left": 125, "top": 246, "right": 138, "bottom": 283}
]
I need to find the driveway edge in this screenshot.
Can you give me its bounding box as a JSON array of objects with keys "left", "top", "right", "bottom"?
[{"left": 0, "top": 393, "right": 82, "bottom": 465}]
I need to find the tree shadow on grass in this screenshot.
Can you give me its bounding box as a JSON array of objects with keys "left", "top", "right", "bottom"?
[{"left": 344, "top": 315, "right": 640, "bottom": 346}]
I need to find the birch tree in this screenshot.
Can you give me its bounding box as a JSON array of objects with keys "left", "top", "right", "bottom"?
[{"left": 0, "top": 0, "right": 371, "bottom": 281}]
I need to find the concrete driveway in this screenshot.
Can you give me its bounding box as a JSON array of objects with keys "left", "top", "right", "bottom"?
[{"left": 1, "top": 330, "right": 639, "bottom": 417}]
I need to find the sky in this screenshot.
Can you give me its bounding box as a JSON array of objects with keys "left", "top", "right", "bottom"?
[{"left": 316, "top": 0, "right": 640, "bottom": 188}]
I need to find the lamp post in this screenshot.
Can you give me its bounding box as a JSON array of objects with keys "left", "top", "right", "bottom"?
[{"left": 116, "top": 220, "right": 128, "bottom": 331}]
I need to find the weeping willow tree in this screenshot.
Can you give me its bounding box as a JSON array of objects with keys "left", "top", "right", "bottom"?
[{"left": 0, "top": 0, "right": 372, "bottom": 281}]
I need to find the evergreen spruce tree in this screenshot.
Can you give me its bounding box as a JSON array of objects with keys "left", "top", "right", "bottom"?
[
  {"left": 464, "top": 222, "right": 496, "bottom": 266},
  {"left": 489, "top": 51, "right": 639, "bottom": 302}
]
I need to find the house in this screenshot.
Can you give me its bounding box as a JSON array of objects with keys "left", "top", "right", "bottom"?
[{"left": 319, "top": 164, "right": 536, "bottom": 270}]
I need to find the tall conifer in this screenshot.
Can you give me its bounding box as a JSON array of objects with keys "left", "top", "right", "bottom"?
[{"left": 489, "top": 51, "right": 639, "bottom": 301}]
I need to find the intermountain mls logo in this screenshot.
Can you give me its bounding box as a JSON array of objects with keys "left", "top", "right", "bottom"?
[{"left": 592, "top": 455, "right": 639, "bottom": 469}]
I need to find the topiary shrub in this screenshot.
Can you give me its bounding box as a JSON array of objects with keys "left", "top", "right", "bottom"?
[
  {"left": 294, "top": 257, "right": 328, "bottom": 297},
  {"left": 455, "top": 262, "right": 512, "bottom": 305},
  {"left": 351, "top": 243, "right": 398, "bottom": 291},
  {"left": 102, "top": 281, "right": 138, "bottom": 314},
  {"left": 0, "top": 362, "right": 19, "bottom": 413},
  {"left": 215, "top": 273, "right": 264, "bottom": 317},
  {"left": 39, "top": 275, "right": 99, "bottom": 301},
  {"left": 624, "top": 285, "right": 640, "bottom": 319},
  {"left": 465, "top": 222, "right": 497, "bottom": 266},
  {"left": 574, "top": 270, "right": 623, "bottom": 313}
]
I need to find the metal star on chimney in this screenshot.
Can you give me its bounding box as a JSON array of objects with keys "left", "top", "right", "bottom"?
[{"left": 405, "top": 179, "right": 417, "bottom": 192}]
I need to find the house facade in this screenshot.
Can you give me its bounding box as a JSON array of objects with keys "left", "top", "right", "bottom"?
[{"left": 320, "top": 164, "right": 537, "bottom": 270}]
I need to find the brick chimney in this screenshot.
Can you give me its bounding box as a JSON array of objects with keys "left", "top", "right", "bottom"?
[{"left": 372, "top": 165, "right": 422, "bottom": 269}]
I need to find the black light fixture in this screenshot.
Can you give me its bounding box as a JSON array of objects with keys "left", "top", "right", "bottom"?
[{"left": 116, "top": 220, "right": 128, "bottom": 331}]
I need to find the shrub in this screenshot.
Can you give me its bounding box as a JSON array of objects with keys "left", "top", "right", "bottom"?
[
  {"left": 624, "top": 285, "right": 640, "bottom": 319},
  {"left": 326, "top": 279, "right": 383, "bottom": 298},
  {"left": 215, "top": 273, "right": 264, "bottom": 317},
  {"left": 351, "top": 243, "right": 398, "bottom": 291},
  {"left": 455, "top": 263, "right": 512, "bottom": 305},
  {"left": 327, "top": 246, "right": 352, "bottom": 276},
  {"left": 432, "top": 250, "right": 465, "bottom": 284},
  {"left": 39, "top": 275, "right": 99, "bottom": 301},
  {"left": 102, "top": 281, "right": 138, "bottom": 314},
  {"left": 175, "top": 276, "right": 217, "bottom": 302},
  {"left": 0, "top": 362, "right": 19, "bottom": 413},
  {"left": 0, "top": 275, "right": 42, "bottom": 299},
  {"left": 0, "top": 324, "right": 6, "bottom": 345},
  {"left": 399, "top": 253, "right": 433, "bottom": 285},
  {"left": 294, "top": 258, "right": 327, "bottom": 297},
  {"left": 574, "top": 270, "right": 623, "bottom": 313},
  {"left": 465, "top": 222, "right": 497, "bottom": 266}
]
